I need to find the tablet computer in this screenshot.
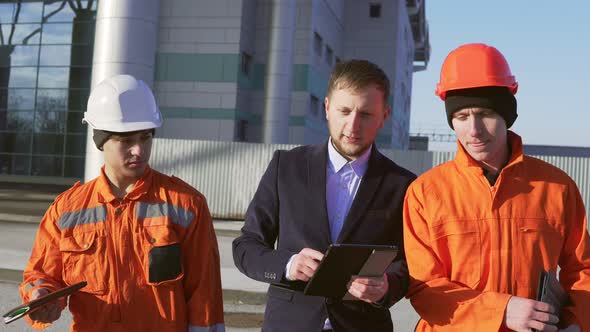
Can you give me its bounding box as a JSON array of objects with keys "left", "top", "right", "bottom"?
[
  {"left": 536, "top": 269, "right": 568, "bottom": 308},
  {"left": 3, "top": 281, "right": 87, "bottom": 324},
  {"left": 533, "top": 270, "right": 569, "bottom": 332},
  {"left": 303, "top": 244, "right": 398, "bottom": 299}
]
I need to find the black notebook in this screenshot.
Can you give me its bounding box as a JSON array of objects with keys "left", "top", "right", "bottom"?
[
  {"left": 303, "top": 244, "right": 398, "bottom": 299},
  {"left": 3, "top": 281, "right": 87, "bottom": 324}
]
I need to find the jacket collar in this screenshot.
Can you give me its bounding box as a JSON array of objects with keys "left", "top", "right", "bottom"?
[
  {"left": 454, "top": 130, "right": 524, "bottom": 170},
  {"left": 97, "top": 165, "right": 153, "bottom": 204}
]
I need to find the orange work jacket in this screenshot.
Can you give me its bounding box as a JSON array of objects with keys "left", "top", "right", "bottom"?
[
  {"left": 20, "top": 166, "right": 225, "bottom": 332},
  {"left": 403, "top": 131, "right": 590, "bottom": 331}
]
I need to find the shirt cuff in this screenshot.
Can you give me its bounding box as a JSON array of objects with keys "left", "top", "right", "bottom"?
[{"left": 285, "top": 254, "right": 297, "bottom": 281}]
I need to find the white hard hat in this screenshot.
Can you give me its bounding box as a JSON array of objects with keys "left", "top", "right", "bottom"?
[{"left": 83, "top": 74, "right": 162, "bottom": 132}]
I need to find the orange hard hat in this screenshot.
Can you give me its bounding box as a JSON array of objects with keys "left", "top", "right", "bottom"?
[{"left": 435, "top": 43, "right": 518, "bottom": 100}]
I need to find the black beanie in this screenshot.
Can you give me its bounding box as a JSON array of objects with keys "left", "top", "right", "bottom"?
[
  {"left": 92, "top": 129, "right": 156, "bottom": 150},
  {"left": 444, "top": 86, "right": 517, "bottom": 129}
]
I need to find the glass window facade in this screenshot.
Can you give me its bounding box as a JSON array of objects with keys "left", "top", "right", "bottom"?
[{"left": 0, "top": 0, "right": 97, "bottom": 178}]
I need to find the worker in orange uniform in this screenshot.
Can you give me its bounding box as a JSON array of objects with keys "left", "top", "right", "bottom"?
[
  {"left": 403, "top": 43, "right": 590, "bottom": 332},
  {"left": 19, "top": 74, "right": 225, "bottom": 331}
]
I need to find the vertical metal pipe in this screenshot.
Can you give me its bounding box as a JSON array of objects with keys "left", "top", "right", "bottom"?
[
  {"left": 262, "top": 0, "right": 296, "bottom": 144},
  {"left": 83, "top": 0, "right": 160, "bottom": 182}
]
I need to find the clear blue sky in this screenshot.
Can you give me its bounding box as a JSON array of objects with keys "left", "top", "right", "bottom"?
[{"left": 410, "top": 1, "right": 590, "bottom": 150}]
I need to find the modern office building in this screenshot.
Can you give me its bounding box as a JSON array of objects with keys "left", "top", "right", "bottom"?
[
  {"left": 0, "top": 0, "right": 429, "bottom": 179},
  {"left": 0, "top": 1, "right": 96, "bottom": 178}
]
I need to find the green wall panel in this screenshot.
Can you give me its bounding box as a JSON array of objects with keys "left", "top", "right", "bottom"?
[
  {"left": 156, "top": 53, "right": 332, "bottom": 97},
  {"left": 161, "top": 107, "right": 264, "bottom": 125},
  {"left": 161, "top": 107, "right": 325, "bottom": 129},
  {"left": 156, "top": 53, "right": 240, "bottom": 82},
  {"left": 161, "top": 107, "right": 237, "bottom": 120},
  {"left": 292, "top": 64, "right": 309, "bottom": 91},
  {"left": 289, "top": 116, "right": 306, "bottom": 126}
]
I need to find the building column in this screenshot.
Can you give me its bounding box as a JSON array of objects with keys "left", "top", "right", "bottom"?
[
  {"left": 84, "top": 0, "right": 160, "bottom": 182},
  {"left": 262, "top": 0, "right": 297, "bottom": 144}
]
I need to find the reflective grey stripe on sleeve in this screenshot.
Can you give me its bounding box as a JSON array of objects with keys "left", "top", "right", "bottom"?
[
  {"left": 57, "top": 206, "right": 107, "bottom": 230},
  {"left": 24, "top": 279, "right": 48, "bottom": 293},
  {"left": 188, "top": 323, "right": 226, "bottom": 332},
  {"left": 136, "top": 202, "right": 195, "bottom": 228}
]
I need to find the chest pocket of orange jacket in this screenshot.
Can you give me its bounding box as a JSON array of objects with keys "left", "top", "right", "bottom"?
[
  {"left": 59, "top": 231, "right": 107, "bottom": 294},
  {"left": 515, "top": 218, "right": 564, "bottom": 286},
  {"left": 429, "top": 220, "right": 481, "bottom": 288},
  {"left": 143, "top": 226, "right": 184, "bottom": 285}
]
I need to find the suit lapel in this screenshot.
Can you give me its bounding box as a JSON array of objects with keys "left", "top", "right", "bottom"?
[
  {"left": 336, "top": 146, "right": 384, "bottom": 243},
  {"left": 307, "top": 142, "right": 332, "bottom": 245}
]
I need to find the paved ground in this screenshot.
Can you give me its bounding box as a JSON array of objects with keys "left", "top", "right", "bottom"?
[
  {"left": 0, "top": 281, "right": 419, "bottom": 332},
  {"left": 0, "top": 281, "right": 262, "bottom": 331}
]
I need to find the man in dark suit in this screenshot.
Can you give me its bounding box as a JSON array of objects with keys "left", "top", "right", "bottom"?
[{"left": 232, "top": 59, "right": 416, "bottom": 332}]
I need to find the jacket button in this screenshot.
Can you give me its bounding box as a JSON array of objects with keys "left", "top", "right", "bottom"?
[
  {"left": 149, "top": 238, "right": 156, "bottom": 244},
  {"left": 115, "top": 208, "right": 122, "bottom": 214},
  {"left": 83, "top": 243, "right": 89, "bottom": 249}
]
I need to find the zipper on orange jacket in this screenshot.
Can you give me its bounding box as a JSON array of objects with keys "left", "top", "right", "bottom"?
[{"left": 109, "top": 199, "right": 123, "bottom": 322}]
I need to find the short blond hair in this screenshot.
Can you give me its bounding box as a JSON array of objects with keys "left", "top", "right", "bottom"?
[{"left": 326, "top": 59, "right": 390, "bottom": 103}]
